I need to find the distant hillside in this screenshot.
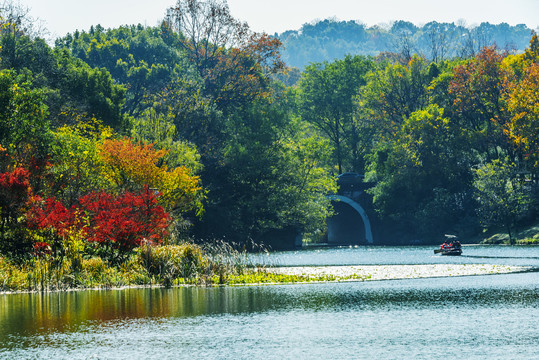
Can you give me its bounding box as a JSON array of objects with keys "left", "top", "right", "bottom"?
[{"left": 277, "top": 19, "right": 534, "bottom": 68}]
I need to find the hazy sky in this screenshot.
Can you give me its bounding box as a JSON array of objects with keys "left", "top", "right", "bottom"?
[{"left": 16, "top": 0, "right": 539, "bottom": 40}]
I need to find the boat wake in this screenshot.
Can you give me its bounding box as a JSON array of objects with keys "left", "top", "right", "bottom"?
[{"left": 461, "top": 255, "right": 539, "bottom": 260}]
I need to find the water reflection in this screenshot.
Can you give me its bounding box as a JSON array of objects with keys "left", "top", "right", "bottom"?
[
  {"left": 1, "top": 247, "right": 539, "bottom": 359},
  {"left": 2, "top": 273, "right": 538, "bottom": 337}
]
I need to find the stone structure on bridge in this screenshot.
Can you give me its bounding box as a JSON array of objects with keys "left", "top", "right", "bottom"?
[{"left": 326, "top": 173, "right": 375, "bottom": 245}]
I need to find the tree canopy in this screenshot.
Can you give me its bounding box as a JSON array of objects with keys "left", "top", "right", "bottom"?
[{"left": 0, "top": 0, "right": 537, "bottom": 256}]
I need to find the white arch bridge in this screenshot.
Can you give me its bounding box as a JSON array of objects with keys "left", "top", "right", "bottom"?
[{"left": 326, "top": 195, "right": 374, "bottom": 245}]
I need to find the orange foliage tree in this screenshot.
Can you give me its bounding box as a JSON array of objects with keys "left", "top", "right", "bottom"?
[
  {"left": 448, "top": 46, "right": 513, "bottom": 159},
  {"left": 99, "top": 138, "right": 204, "bottom": 216}
]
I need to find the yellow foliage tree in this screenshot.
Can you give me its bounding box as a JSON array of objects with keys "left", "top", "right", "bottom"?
[
  {"left": 506, "top": 63, "right": 539, "bottom": 167},
  {"left": 99, "top": 138, "right": 204, "bottom": 215}
]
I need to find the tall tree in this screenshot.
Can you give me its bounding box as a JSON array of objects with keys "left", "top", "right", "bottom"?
[
  {"left": 298, "top": 55, "right": 374, "bottom": 174},
  {"left": 0, "top": 70, "right": 50, "bottom": 156},
  {"left": 56, "top": 25, "right": 182, "bottom": 116},
  {"left": 473, "top": 158, "right": 532, "bottom": 243},
  {"left": 165, "top": 0, "right": 284, "bottom": 113},
  {"left": 366, "top": 105, "right": 475, "bottom": 239},
  {"left": 358, "top": 56, "right": 432, "bottom": 139},
  {"left": 504, "top": 33, "right": 539, "bottom": 172},
  {"left": 505, "top": 63, "right": 539, "bottom": 170},
  {"left": 448, "top": 46, "right": 513, "bottom": 160}
]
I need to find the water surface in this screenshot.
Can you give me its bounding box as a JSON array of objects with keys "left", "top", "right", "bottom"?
[
  {"left": 1, "top": 246, "right": 538, "bottom": 359},
  {"left": 261, "top": 245, "right": 539, "bottom": 267}
]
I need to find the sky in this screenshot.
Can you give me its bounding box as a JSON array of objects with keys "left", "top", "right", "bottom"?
[{"left": 14, "top": 0, "right": 539, "bottom": 40}]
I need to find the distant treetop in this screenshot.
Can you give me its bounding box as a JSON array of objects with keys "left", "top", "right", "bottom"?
[{"left": 278, "top": 19, "right": 534, "bottom": 68}]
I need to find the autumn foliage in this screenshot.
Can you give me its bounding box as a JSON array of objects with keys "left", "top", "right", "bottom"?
[
  {"left": 0, "top": 167, "right": 35, "bottom": 255},
  {"left": 0, "top": 167, "right": 33, "bottom": 219},
  {"left": 29, "top": 187, "right": 171, "bottom": 262},
  {"left": 27, "top": 197, "right": 75, "bottom": 238},
  {"left": 79, "top": 188, "right": 170, "bottom": 247},
  {"left": 0, "top": 130, "right": 202, "bottom": 262},
  {"left": 99, "top": 138, "right": 204, "bottom": 215},
  {"left": 505, "top": 63, "right": 539, "bottom": 166},
  {"left": 99, "top": 138, "right": 167, "bottom": 189}
]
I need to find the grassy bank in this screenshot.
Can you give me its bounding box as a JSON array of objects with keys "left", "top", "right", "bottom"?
[
  {"left": 479, "top": 222, "right": 539, "bottom": 245},
  {"left": 1, "top": 242, "right": 368, "bottom": 293},
  {"left": 0, "top": 242, "right": 254, "bottom": 292}
]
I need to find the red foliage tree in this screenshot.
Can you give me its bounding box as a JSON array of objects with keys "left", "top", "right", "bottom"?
[
  {"left": 27, "top": 197, "right": 75, "bottom": 236},
  {"left": 78, "top": 186, "right": 171, "bottom": 262},
  {"left": 0, "top": 167, "right": 34, "bottom": 256},
  {"left": 27, "top": 187, "right": 171, "bottom": 263},
  {"left": 0, "top": 167, "right": 32, "bottom": 221},
  {"left": 26, "top": 197, "right": 77, "bottom": 259}
]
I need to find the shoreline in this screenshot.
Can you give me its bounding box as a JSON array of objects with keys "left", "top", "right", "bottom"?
[{"left": 1, "top": 264, "right": 533, "bottom": 295}]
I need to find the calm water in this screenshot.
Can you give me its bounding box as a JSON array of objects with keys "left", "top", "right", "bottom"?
[
  {"left": 261, "top": 245, "right": 539, "bottom": 267},
  {"left": 1, "top": 246, "right": 539, "bottom": 360}
]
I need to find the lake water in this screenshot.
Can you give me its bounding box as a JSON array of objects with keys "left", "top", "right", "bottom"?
[
  {"left": 1, "top": 246, "right": 538, "bottom": 360},
  {"left": 258, "top": 245, "right": 539, "bottom": 267}
]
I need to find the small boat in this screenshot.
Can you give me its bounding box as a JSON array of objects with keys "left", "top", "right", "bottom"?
[
  {"left": 434, "top": 235, "right": 462, "bottom": 256},
  {"left": 434, "top": 247, "right": 462, "bottom": 256}
]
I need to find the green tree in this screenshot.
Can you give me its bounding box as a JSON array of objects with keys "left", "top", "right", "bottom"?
[
  {"left": 473, "top": 159, "right": 533, "bottom": 243},
  {"left": 46, "top": 121, "right": 111, "bottom": 206},
  {"left": 152, "top": 75, "right": 225, "bottom": 170},
  {"left": 366, "top": 105, "right": 475, "bottom": 239},
  {"left": 195, "top": 98, "right": 336, "bottom": 244},
  {"left": 298, "top": 55, "right": 375, "bottom": 173},
  {"left": 52, "top": 51, "right": 126, "bottom": 129},
  {"left": 56, "top": 25, "right": 183, "bottom": 116},
  {"left": 358, "top": 56, "right": 432, "bottom": 139},
  {"left": 130, "top": 108, "right": 202, "bottom": 173},
  {"left": 0, "top": 69, "right": 50, "bottom": 156}
]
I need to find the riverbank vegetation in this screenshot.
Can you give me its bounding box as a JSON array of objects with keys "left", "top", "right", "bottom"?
[
  {"left": 0, "top": 240, "right": 373, "bottom": 292},
  {"left": 479, "top": 222, "right": 539, "bottom": 245},
  {"left": 0, "top": 0, "right": 538, "bottom": 292},
  {"left": 0, "top": 239, "right": 299, "bottom": 292}
]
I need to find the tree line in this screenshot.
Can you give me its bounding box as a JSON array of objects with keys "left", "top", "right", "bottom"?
[
  {"left": 279, "top": 18, "right": 534, "bottom": 69},
  {"left": 296, "top": 36, "right": 539, "bottom": 243},
  {"left": 0, "top": 0, "right": 537, "bottom": 272},
  {"left": 0, "top": 0, "right": 336, "bottom": 264}
]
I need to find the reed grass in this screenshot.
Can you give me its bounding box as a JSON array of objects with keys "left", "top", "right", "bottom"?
[{"left": 0, "top": 240, "right": 276, "bottom": 292}]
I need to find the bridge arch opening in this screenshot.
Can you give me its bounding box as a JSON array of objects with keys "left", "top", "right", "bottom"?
[{"left": 327, "top": 195, "right": 374, "bottom": 245}]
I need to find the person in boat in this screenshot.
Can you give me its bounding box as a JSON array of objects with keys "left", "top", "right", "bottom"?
[
  {"left": 453, "top": 240, "right": 461, "bottom": 249},
  {"left": 441, "top": 242, "right": 448, "bottom": 249}
]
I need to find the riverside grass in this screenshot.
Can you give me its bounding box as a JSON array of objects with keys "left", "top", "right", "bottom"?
[
  {"left": 1, "top": 241, "right": 349, "bottom": 292},
  {"left": 0, "top": 241, "right": 265, "bottom": 292},
  {"left": 0, "top": 255, "right": 370, "bottom": 293}
]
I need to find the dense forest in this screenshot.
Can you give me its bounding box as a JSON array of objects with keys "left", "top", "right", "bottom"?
[
  {"left": 278, "top": 19, "right": 535, "bottom": 69},
  {"left": 0, "top": 0, "right": 538, "bottom": 279}
]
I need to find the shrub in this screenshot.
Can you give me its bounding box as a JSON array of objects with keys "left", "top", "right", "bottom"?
[{"left": 28, "top": 187, "right": 172, "bottom": 264}]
